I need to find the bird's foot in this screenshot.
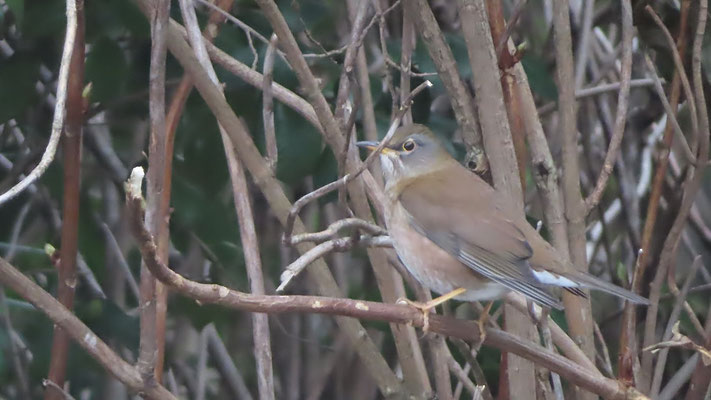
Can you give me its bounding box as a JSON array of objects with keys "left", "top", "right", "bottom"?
[
  {"left": 476, "top": 301, "right": 495, "bottom": 345},
  {"left": 397, "top": 298, "right": 434, "bottom": 333},
  {"left": 397, "top": 288, "right": 467, "bottom": 333}
]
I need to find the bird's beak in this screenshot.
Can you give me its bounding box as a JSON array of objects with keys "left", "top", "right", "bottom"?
[{"left": 356, "top": 141, "right": 398, "bottom": 157}]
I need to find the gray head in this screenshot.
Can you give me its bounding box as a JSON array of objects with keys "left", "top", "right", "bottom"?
[{"left": 356, "top": 124, "right": 454, "bottom": 184}]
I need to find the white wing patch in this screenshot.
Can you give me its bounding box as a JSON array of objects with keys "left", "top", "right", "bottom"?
[{"left": 532, "top": 269, "right": 579, "bottom": 287}]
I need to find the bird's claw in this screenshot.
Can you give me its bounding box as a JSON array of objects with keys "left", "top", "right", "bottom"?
[{"left": 397, "top": 297, "right": 433, "bottom": 333}]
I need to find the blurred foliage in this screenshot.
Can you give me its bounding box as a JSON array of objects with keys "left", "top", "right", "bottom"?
[{"left": 1, "top": 0, "right": 710, "bottom": 399}]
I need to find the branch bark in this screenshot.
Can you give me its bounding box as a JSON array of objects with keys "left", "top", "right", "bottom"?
[
  {"left": 552, "top": 6, "right": 596, "bottom": 400},
  {"left": 138, "top": 0, "right": 171, "bottom": 383},
  {"left": 457, "top": 2, "right": 536, "bottom": 398},
  {"left": 45, "top": 1, "right": 84, "bottom": 397}
]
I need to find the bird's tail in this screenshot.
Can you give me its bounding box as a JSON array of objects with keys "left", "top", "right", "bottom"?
[{"left": 565, "top": 271, "right": 649, "bottom": 305}]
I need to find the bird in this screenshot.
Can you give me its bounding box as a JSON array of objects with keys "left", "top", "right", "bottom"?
[{"left": 356, "top": 124, "right": 648, "bottom": 329}]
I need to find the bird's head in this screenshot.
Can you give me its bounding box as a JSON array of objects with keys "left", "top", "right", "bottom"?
[{"left": 356, "top": 124, "right": 453, "bottom": 185}]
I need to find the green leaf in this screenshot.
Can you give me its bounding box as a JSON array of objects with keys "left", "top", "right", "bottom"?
[{"left": 0, "top": 54, "right": 39, "bottom": 124}]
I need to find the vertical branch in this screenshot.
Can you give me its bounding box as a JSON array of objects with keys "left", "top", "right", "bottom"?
[
  {"left": 45, "top": 0, "right": 84, "bottom": 397},
  {"left": 400, "top": 3, "right": 414, "bottom": 126},
  {"left": 485, "top": 0, "right": 526, "bottom": 191},
  {"left": 139, "top": 0, "right": 171, "bottom": 382},
  {"left": 263, "top": 34, "right": 278, "bottom": 171},
  {"left": 551, "top": 5, "right": 596, "bottom": 400},
  {"left": 229, "top": 141, "right": 276, "bottom": 400},
  {"left": 457, "top": 2, "right": 534, "bottom": 399}
]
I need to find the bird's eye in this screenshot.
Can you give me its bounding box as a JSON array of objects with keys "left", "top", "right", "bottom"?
[{"left": 402, "top": 140, "right": 416, "bottom": 152}]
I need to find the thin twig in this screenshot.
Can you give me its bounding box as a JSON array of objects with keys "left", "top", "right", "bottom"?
[
  {"left": 288, "top": 218, "right": 387, "bottom": 245},
  {"left": 539, "top": 312, "right": 564, "bottom": 400},
  {"left": 195, "top": 326, "right": 209, "bottom": 400},
  {"left": 278, "top": 235, "right": 392, "bottom": 292},
  {"left": 204, "top": 324, "right": 254, "bottom": 400},
  {"left": 537, "top": 79, "right": 661, "bottom": 115},
  {"left": 263, "top": 34, "right": 278, "bottom": 171},
  {"left": 593, "top": 322, "right": 614, "bottom": 377},
  {"left": 405, "top": 0, "right": 485, "bottom": 170},
  {"left": 645, "top": 5, "right": 698, "bottom": 151},
  {"left": 642, "top": 54, "right": 696, "bottom": 164},
  {"left": 0, "top": 288, "right": 30, "bottom": 399},
  {"left": 100, "top": 223, "right": 141, "bottom": 302},
  {"left": 448, "top": 338, "right": 494, "bottom": 400},
  {"left": 494, "top": 0, "right": 527, "bottom": 57},
  {"left": 584, "top": 0, "right": 633, "bottom": 213}
]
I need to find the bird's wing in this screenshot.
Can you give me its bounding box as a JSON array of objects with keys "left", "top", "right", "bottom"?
[{"left": 398, "top": 170, "right": 563, "bottom": 309}]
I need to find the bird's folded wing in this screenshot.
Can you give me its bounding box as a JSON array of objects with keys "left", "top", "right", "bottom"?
[{"left": 399, "top": 178, "right": 563, "bottom": 309}]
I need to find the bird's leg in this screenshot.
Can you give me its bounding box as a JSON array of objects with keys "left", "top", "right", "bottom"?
[
  {"left": 476, "top": 301, "right": 495, "bottom": 345},
  {"left": 398, "top": 288, "right": 466, "bottom": 332}
]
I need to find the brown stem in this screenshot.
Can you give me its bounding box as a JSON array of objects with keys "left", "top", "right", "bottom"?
[
  {"left": 552, "top": 4, "right": 596, "bottom": 400},
  {"left": 263, "top": 34, "right": 278, "bottom": 171},
  {"left": 45, "top": 1, "right": 84, "bottom": 397},
  {"left": 458, "top": 2, "right": 535, "bottom": 398}
]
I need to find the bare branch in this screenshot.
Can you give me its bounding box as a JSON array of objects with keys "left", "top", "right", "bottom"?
[
  {"left": 138, "top": 0, "right": 171, "bottom": 382},
  {"left": 263, "top": 34, "right": 278, "bottom": 171},
  {"left": 642, "top": 54, "right": 695, "bottom": 164},
  {"left": 45, "top": 1, "right": 85, "bottom": 396},
  {"left": 645, "top": 5, "right": 698, "bottom": 151}
]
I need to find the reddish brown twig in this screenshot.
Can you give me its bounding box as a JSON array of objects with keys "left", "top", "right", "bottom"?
[{"left": 45, "top": 1, "right": 84, "bottom": 398}]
